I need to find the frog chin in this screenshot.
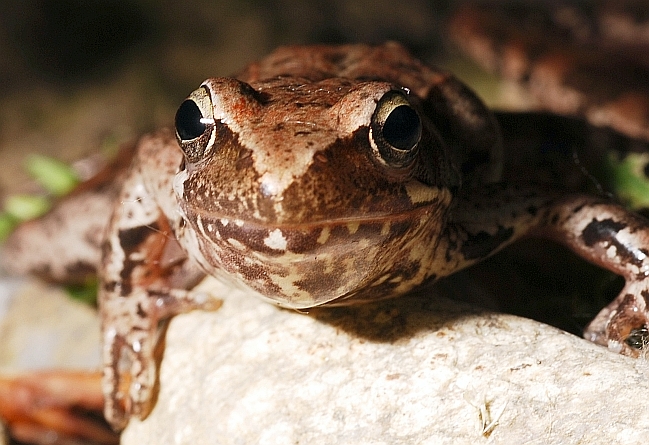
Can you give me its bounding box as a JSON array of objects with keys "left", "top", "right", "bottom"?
[{"left": 182, "top": 207, "right": 442, "bottom": 309}]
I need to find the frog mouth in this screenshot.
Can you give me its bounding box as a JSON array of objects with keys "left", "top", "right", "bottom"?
[
  {"left": 180, "top": 178, "right": 451, "bottom": 238},
  {"left": 180, "top": 202, "right": 446, "bottom": 308},
  {"left": 184, "top": 202, "right": 439, "bottom": 255}
]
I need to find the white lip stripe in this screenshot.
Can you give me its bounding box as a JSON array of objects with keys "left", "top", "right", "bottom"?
[{"left": 264, "top": 229, "right": 288, "bottom": 251}]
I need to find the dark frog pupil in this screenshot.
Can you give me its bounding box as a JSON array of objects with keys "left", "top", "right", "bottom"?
[
  {"left": 175, "top": 100, "right": 206, "bottom": 140},
  {"left": 382, "top": 105, "right": 421, "bottom": 150}
]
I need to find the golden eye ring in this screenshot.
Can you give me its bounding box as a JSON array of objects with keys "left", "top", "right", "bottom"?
[
  {"left": 175, "top": 86, "right": 216, "bottom": 164},
  {"left": 370, "top": 90, "right": 422, "bottom": 168}
]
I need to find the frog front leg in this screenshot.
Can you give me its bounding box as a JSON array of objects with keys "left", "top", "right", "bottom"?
[
  {"left": 443, "top": 186, "right": 649, "bottom": 356},
  {"left": 99, "top": 146, "right": 219, "bottom": 431},
  {"left": 535, "top": 196, "right": 649, "bottom": 354}
]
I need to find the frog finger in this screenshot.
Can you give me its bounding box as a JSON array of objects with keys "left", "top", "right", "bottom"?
[
  {"left": 101, "top": 290, "right": 162, "bottom": 430},
  {"left": 101, "top": 319, "right": 131, "bottom": 431},
  {"left": 586, "top": 276, "right": 649, "bottom": 355}
]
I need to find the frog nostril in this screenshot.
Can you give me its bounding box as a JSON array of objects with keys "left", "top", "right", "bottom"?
[
  {"left": 382, "top": 105, "right": 421, "bottom": 151},
  {"left": 175, "top": 100, "right": 206, "bottom": 141}
]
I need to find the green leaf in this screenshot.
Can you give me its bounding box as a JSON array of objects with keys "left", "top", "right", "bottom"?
[
  {"left": 25, "top": 154, "right": 80, "bottom": 197},
  {"left": 4, "top": 194, "right": 51, "bottom": 221},
  {"left": 0, "top": 212, "right": 19, "bottom": 241},
  {"left": 605, "top": 152, "right": 649, "bottom": 209},
  {"left": 64, "top": 279, "right": 99, "bottom": 305}
]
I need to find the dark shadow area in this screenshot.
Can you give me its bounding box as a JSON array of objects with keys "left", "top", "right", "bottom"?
[
  {"left": 309, "top": 237, "right": 622, "bottom": 343},
  {"left": 309, "top": 289, "right": 483, "bottom": 344},
  {"left": 0, "top": 0, "right": 153, "bottom": 88}
]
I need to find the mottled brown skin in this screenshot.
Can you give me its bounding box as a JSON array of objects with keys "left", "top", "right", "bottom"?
[
  {"left": 447, "top": 2, "right": 649, "bottom": 142},
  {"left": 5, "top": 43, "right": 649, "bottom": 431}
]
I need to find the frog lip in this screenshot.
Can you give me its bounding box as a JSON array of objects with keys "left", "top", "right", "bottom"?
[{"left": 182, "top": 202, "right": 437, "bottom": 231}]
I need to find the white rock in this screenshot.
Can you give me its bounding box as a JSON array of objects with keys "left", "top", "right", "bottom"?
[
  {"left": 0, "top": 280, "right": 101, "bottom": 371},
  {"left": 122, "top": 277, "right": 649, "bottom": 445}
]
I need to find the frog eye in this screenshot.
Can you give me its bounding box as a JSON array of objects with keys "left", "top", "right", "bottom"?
[
  {"left": 370, "top": 90, "right": 422, "bottom": 168},
  {"left": 175, "top": 85, "right": 215, "bottom": 163}
]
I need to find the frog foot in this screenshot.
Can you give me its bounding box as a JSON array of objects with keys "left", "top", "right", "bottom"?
[
  {"left": 101, "top": 287, "right": 222, "bottom": 430},
  {"left": 584, "top": 280, "right": 649, "bottom": 357}
]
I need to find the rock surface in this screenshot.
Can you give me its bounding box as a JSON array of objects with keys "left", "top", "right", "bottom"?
[
  {"left": 0, "top": 280, "right": 100, "bottom": 372},
  {"left": 122, "top": 277, "right": 649, "bottom": 445}
]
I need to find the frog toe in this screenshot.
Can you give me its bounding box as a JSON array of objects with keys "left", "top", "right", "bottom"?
[
  {"left": 101, "top": 331, "right": 130, "bottom": 431},
  {"left": 587, "top": 282, "right": 649, "bottom": 357},
  {"left": 102, "top": 326, "right": 158, "bottom": 430},
  {"left": 129, "top": 347, "right": 158, "bottom": 417}
]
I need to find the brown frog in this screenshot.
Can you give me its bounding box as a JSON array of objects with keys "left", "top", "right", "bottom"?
[{"left": 5, "top": 42, "right": 649, "bottom": 431}]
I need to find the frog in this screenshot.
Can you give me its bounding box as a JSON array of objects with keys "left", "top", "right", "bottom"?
[{"left": 4, "top": 42, "right": 649, "bottom": 432}]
